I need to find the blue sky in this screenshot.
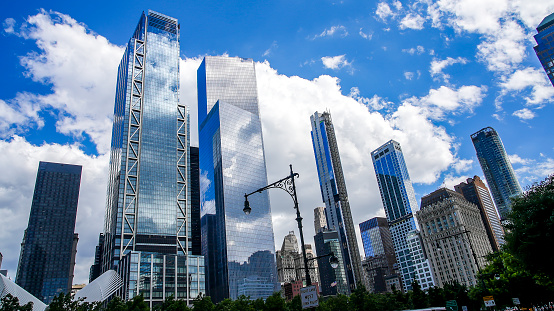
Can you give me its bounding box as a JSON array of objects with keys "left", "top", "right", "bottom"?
[{"left": 1, "top": 0, "right": 553, "bottom": 285}]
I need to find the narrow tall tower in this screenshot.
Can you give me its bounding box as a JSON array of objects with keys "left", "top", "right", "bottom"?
[
  {"left": 534, "top": 12, "right": 554, "bottom": 86},
  {"left": 455, "top": 176, "right": 505, "bottom": 251},
  {"left": 471, "top": 127, "right": 522, "bottom": 221},
  {"left": 198, "top": 56, "right": 278, "bottom": 302},
  {"left": 102, "top": 10, "right": 204, "bottom": 307},
  {"left": 16, "top": 161, "right": 82, "bottom": 304},
  {"left": 371, "top": 140, "right": 434, "bottom": 291},
  {"left": 310, "top": 111, "right": 362, "bottom": 292}
]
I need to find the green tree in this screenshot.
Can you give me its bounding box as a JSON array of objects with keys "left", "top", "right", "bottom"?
[
  {"left": 104, "top": 296, "right": 128, "bottom": 311},
  {"left": 408, "top": 280, "right": 428, "bottom": 309},
  {"left": 285, "top": 295, "right": 301, "bottom": 311},
  {"left": 263, "top": 292, "right": 286, "bottom": 311},
  {"left": 191, "top": 294, "right": 214, "bottom": 311},
  {"left": 0, "top": 294, "right": 33, "bottom": 311},
  {"left": 505, "top": 174, "right": 554, "bottom": 279},
  {"left": 46, "top": 293, "right": 99, "bottom": 311},
  {"left": 125, "top": 295, "right": 148, "bottom": 311},
  {"left": 153, "top": 296, "right": 191, "bottom": 311}
]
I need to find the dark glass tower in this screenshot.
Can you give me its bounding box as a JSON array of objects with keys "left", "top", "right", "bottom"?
[
  {"left": 190, "top": 146, "right": 202, "bottom": 256},
  {"left": 198, "top": 56, "right": 278, "bottom": 302},
  {"left": 314, "top": 230, "right": 348, "bottom": 296},
  {"left": 16, "top": 161, "right": 82, "bottom": 304},
  {"left": 471, "top": 127, "right": 522, "bottom": 221},
  {"left": 371, "top": 140, "right": 434, "bottom": 291},
  {"left": 534, "top": 12, "right": 554, "bottom": 86},
  {"left": 310, "top": 110, "right": 363, "bottom": 293},
  {"left": 102, "top": 10, "right": 204, "bottom": 307}
]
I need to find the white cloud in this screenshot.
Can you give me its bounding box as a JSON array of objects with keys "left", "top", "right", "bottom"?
[
  {"left": 509, "top": 154, "right": 531, "bottom": 165},
  {"left": 514, "top": 157, "right": 554, "bottom": 185},
  {"left": 512, "top": 108, "right": 536, "bottom": 120},
  {"left": 402, "top": 45, "right": 426, "bottom": 55},
  {"left": 3, "top": 10, "right": 124, "bottom": 154},
  {"left": 430, "top": 56, "right": 468, "bottom": 82},
  {"left": 500, "top": 67, "right": 554, "bottom": 106},
  {"left": 452, "top": 158, "right": 473, "bottom": 173},
  {"left": 312, "top": 25, "right": 348, "bottom": 39},
  {"left": 400, "top": 13, "right": 426, "bottom": 30},
  {"left": 348, "top": 88, "right": 392, "bottom": 110},
  {"left": 3, "top": 18, "right": 16, "bottom": 33},
  {"left": 442, "top": 173, "right": 471, "bottom": 189},
  {"left": 321, "top": 55, "right": 352, "bottom": 70},
  {"left": 405, "top": 85, "right": 487, "bottom": 120},
  {"left": 359, "top": 28, "right": 373, "bottom": 40},
  {"left": 405, "top": 71, "right": 415, "bottom": 80},
  {"left": 476, "top": 19, "right": 526, "bottom": 73},
  {"left": 376, "top": 2, "right": 395, "bottom": 21},
  {"left": 262, "top": 41, "right": 278, "bottom": 57}
]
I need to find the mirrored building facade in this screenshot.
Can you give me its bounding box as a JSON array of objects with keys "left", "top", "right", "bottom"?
[
  {"left": 534, "top": 12, "right": 554, "bottom": 86},
  {"left": 471, "top": 127, "right": 522, "bottom": 221},
  {"left": 371, "top": 140, "right": 434, "bottom": 291},
  {"left": 198, "top": 56, "right": 278, "bottom": 302},
  {"left": 310, "top": 111, "right": 363, "bottom": 292},
  {"left": 101, "top": 10, "right": 203, "bottom": 307}
]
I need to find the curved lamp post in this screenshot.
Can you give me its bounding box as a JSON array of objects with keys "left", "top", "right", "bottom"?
[{"left": 243, "top": 164, "right": 338, "bottom": 286}]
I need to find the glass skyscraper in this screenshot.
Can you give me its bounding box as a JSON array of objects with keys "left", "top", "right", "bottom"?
[
  {"left": 534, "top": 12, "right": 554, "bottom": 86},
  {"left": 16, "top": 161, "right": 82, "bottom": 304},
  {"left": 314, "top": 230, "right": 348, "bottom": 296},
  {"left": 310, "top": 111, "right": 363, "bottom": 293},
  {"left": 102, "top": 10, "right": 204, "bottom": 307},
  {"left": 471, "top": 127, "right": 522, "bottom": 221},
  {"left": 371, "top": 140, "right": 434, "bottom": 291},
  {"left": 198, "top": 56, "right": 278, "bottom": 302}
]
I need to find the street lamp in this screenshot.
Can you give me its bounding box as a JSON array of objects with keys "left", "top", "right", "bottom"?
[{"left": 243, "top": 164, "right": 337, "bottom": 286}]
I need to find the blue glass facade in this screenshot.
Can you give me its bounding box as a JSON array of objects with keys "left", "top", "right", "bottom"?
[
  {"left": 471, "top": 127, "right": 522, "bottom": 221},
  {"left": 371, "top": 140, "right": 433, "bottom": 291},
  {"left": 534, "top": 12, "right": 554, "bottom": 86},
  {"left": 16, "top": 161, "right": 82, "bottom": 304},
  {"left": 310, "top": 111, "right": 363, "bottom": 292},
  {"left": 102, "top": 10, "right": 203, "bottom": 306},
  {"left": 198, "top": 56, "right": 278, "bottom": 302}
]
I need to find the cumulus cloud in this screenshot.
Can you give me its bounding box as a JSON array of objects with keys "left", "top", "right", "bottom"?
[
  {"left": 3, "top": 18, "right": 16, "bottom": 33},
  {"left": 500, "top": 67, "right": 554, "bottom": 106},
  {"left": 404, "top": 85, "right": 487, "bottom": 120},
  {"left": 512, "top": 108, "right": 536, "bottom": 120},
  {"left": 348, "top": 88, "right": 392, "bottom": 110},
  {"left": 514, "top": 157, "right": 554, "bottom": 185},
  {"left": 359, "top": 28, "right": 373, "bottom": 40},
  {"left": 509, "top": 154, "right": 531, "bottom": 165},
  {"left": 376, "top": 2, "right": 395, "bottom": 21},
  {"left": 321, "top": 54, "right": 352, "bottom": 70},
  {"left": 312, "top": 25, "right": 349, "bottom": 39},
  {"left": 430, "top": 56, "right": 468, "bottom": 82},
  {"left": 400, "top": 13, "right": 426, "bottom": 30},
  {"left": 3, "top": 10, "right": 124, "bottom": 154}
]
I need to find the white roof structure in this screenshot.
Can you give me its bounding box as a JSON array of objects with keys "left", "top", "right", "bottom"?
[
  {"left": 0, "top": 270, "right": 122, "bottom": 309},
  {"left": 74, "top": 270, "right": 123, "bottom": 303},
  {"left": 0, "top": 274, "right": 47, "bottom": 311}
]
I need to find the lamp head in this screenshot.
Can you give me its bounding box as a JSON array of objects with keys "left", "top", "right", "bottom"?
[
  {"left": 494, "top": 274, "right": 500, "bottom": 280},
  {"left": 329, "top": 253, "right": 339, "bottom": 269},
  {"left": 243, "top": 198, "right": 251, "bottom": 215}
]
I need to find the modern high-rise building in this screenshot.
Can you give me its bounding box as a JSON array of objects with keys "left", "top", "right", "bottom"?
[
  {"left": 310, "top": 111, "right": 362, "bottom": 292},
  {"left": 198, "top": 56, "right": 278, "bottom": 302},
  {"left": 371, "top": 140, "right": 434, "bottom": 291},
  {"left": 358, "top": 217, "right": 399, "bottom": 293},
  {"left": 314, "top": 206, "right": 327, "bottom": 233},
  {"left": 16, "top": 161, "right": 82, "bottom": 304},
  {"left": 455, "top": 176, "right": 505, "bottom": 251},
  {"left": 89, "top": 233, "right": 104, "bottom": 283},
  {"left": 417, "top": 188, "right": 492, "bottom": 288},
  {"left": 471, "top": 127, "right": 522, "bottom": 221},
  {"left": 314, "top": 230, "right": 348, "bottom": 296},
  {"left": 534, "top": 12, "right": 554, "bottom": 86},
  {"left": 101, "top": 10, "right": 204, "bottom": 307},
  {"left": 190, "top": 146, "right": 202, "bottom": 256}
]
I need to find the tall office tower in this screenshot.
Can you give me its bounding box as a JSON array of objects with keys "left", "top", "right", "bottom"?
[
  {"left": 276, "top": 232, "right": 319, "bottom": 286},
  {"left": 89, "top": 233, "right": 104, "bottom": 283},
  {"left": 358, "top": 217, "right": 399, "bottom": 293},
  {"left": 310, "top": 111, "right": 362, "bottom": 292},
  {"left": 471, "top": 127, "right": 522, "bottom": 221},
  {"left": 190, "top": 146, "right": 202, "bottom": 255},
  {"left": 417, "top": 188, "right": 493, "bottom": 288},
  {"left": 16, "top": 161, "right": 82, "bottom": 304},
  {"left": 371, "top": 140, "right": 434, "bottom": 291},
  {"left": 314, "top": 230, "right": 348, "bottom": 296},
  {"left": 534, "top": 12, "right": 554, "bottom": 86},
  {"left": 405, "top": 230, "right": 435, "bottom": 289},
  {"left": 455, "top": 176, "right": 505, "bottom": 251},
  {"left": 102, "top": 11, "right": 204, "bottom": 307},
  {"left": 314, "top": 206, "right": 327, "bottom": 233},
  {"left": 198, "top": 56, "right": 278, "bottom": 302}
]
